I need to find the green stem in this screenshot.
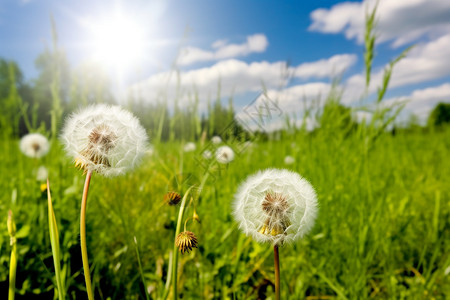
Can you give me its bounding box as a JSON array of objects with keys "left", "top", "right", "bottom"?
[
  {"left": 172, "top": 186, "right": 194, "bottom": 299},
  {"left": 134, "top": 237, "right": 150, "bottom": 300},
  {"left": 80, "top": 170, "right": 94, "bottom": 300},
  {"left": 274, "top": 245, "right": 280, "bottom": 300},
  {"left": 8, "top": 241, "right": 17, "bottom": 300},
  {"left": 162, "top": 251, "right": 173, "bottom": 300}
]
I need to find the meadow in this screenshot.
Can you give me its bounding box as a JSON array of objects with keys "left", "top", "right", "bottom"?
[
  {"left": 1, "top": 9, "right": 449, "bottom": 299},
  {"left": 0, "top": 112, "right": 449, "bottom": 299}
]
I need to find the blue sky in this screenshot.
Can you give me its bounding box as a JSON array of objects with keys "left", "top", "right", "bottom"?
[{"left": 1, "top": 0, "right": 450, "bottom": 126}]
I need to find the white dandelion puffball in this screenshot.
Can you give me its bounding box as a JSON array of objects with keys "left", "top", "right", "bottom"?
[
  {"left": 216, "top": 145, "right": 234, "bottom": 164},
  {"left": 183, "top": 142, "right": 196, "bottom": 152},
  {"left": 284, "top": 155, "right": 295, "bottom": 165},
  {"left": 233, "top": 168, "right": 318, "bottom": 245},
  {"left": 202, "top": 150, "right": 212, "bottom": 159},
  {"left": 61, "top": 104, "right": 148, "bottom": 177},
  {"left": 20, "top": 133, "right": 50, "bottom": 158},
  {"left": 211, "top": 136, "right": 222, "bottom": 145},
  {"left": 36, "top": 166, "right": 48, "bottom": 181}
]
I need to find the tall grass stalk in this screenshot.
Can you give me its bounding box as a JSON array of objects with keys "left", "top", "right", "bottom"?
[
  {"left": 47, "top": 179, "right": 66, "bottom": 299},
  {"left": 80, "top": 170, "right": 94, "bottom": 300},
  {"left": 7, "top": 210, "right": 17, "bottom": 300}
]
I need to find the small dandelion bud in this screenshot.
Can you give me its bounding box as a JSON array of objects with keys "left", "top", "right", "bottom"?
[
  {"left": 60, "top": 104, "right": 148, "bottom": 177},
  {"left": 175, "top": 231, "right": 199, "bottom": 254},
  {"left": 192, "top": 210, "right": 201, "bottom": 223},
  {"left": 7, "top": 210, "right": 16, "bottom": 246},
  {"left": 20, "top": 133, "right": 50, "bottom": 158},
  {"left": 233, "top": 168, "right": 318, "bottom": 245},
  {"left": 164, "top": 191, "right": 182, "bottom": 206},
  {"left": 216, "top": 145, "right": 234, "bottom": 164},
  {"left": 7, "top": 210, "right": 16, "bottom": 238}
]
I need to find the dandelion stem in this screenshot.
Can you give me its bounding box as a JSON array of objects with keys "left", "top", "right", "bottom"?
[
  {"left": 80, "top": 170, "right": 94, "bottom": 300},
  {"left": 172, "top": 186, "right": 194, "bottom": 299},
  {"left": 8, "top": 240, "right": 17, "bottom": 300},
  {"left": 274, "top": 245, "right": 280, "bottom": 300}
]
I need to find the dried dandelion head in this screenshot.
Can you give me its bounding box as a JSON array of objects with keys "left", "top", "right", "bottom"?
[
  {"left": 216, "top": 145, "right": 234, "bottom": 164},
  {"left": 61, "top": 104, "right": 148, "bottom": 177},
  {"left": 233, "top": 168, "right": 318, "bottom": 245},
  {"left": 164, "top": 191, "right": 182, "bottom": 206},
  {"left": 175, "top": 231, "right": 198, "bottom": 254},
  {"left": 20, "top": 133, "right": 50, "bottom": 158}
]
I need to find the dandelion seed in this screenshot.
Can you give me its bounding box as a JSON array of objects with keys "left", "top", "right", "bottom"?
[
  {"left": 175, "top": 231, "right": 198, "bottom": 254},
  {"left": 216, "top": 145, "right": 234, "bottom": 164},
  {"left": 233, "top": 168, "right": 318, "bottom": 245},
  {"left": 60, "top": 104, "right": 148, "bottom": 177},
  {"left": 284, "top": 155, "right": 295, "bottom": 165},
  {"left": 20, "top": 133, "right": 50, "bottom": 158},
  {"left": 183, "top": 142, "right": 196, "bottom": 152},
  {"left": 211, "top": 136, "right": 222, "bottom": 145}
]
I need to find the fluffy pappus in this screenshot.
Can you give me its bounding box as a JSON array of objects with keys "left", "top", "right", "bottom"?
[
  {"left": 20, "top": 133, "right": 50, "bottom": 158},
  {"left": 233, "top": 168, "right": 318, "bottom": 245},
  {"left": 60, "top": 104, "right": 148, "bottom": 177}
]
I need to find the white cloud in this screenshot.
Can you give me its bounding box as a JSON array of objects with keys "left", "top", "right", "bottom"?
[
  {"left": 131, "top": 54, "right": 354, "bottom": 105},
  {"left": 235, "top": 82, "right": 331, "bottom": 132},
  {"left": 295, "top": 54, "right": 357, "bottom": 79},
  {"left": 384, "top": 83, "right": 450, "bottom": 123},
  {"left": 177, "top": 34, "right": 268, "bottom": 65},
  {"left": 309, "top": 0, "right": 450, "bottom": 47}
]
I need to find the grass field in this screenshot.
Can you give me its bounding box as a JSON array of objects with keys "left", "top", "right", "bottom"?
[{"left": 1, "top": 121, "right": 449, "bottom": 299}]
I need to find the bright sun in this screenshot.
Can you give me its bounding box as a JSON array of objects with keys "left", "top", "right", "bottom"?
[{"left": 88, "top": 13, "right": 147, "bottom": 72}]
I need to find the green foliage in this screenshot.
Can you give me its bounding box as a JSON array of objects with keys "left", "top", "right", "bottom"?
[
  {"left": 428, "top": 102, "right": 450, "bottom": 127},
  {"left": 1, "top": 126, "right": 449, "bottom": 299}
]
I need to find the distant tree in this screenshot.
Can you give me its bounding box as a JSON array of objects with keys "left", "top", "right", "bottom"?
[
  {"left": 428, "top": 102, "right": 450, "bottom": 127},
  {"left": 32, "top": 45, "right": 71, "bottom": 133},
  {"left": 0, "top": 58, "right": 36, "bottom": 136}
]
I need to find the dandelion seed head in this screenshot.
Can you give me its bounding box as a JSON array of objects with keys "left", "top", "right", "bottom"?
[
  {"left": 61, "top": 104, "right": 148, "bottom": 177},
  {"left": 20, "top": 133, "right": 50, "bottom": 158},
  {"left": 284, "top": 155, "right": 295, "bottom": 165},
  {"left": 36, "top": 166, "right": 48, "bottom": 181},
  {"left": 183, "top": 142, "right": 196, "bottom": 152},
  {"left": 216, "top": 145, "right": 234, "bottom": 164},
  {"left": 233, "top": 168, "right": 318, "bottom": 245},
  {"left": 211, "top": 136, "right": 222, "bottom": 145},
  {"left": 202, "top": 150, "right": 212, "bottom": 159}
]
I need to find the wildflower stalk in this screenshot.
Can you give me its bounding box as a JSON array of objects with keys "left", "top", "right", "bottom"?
[
  {"left": 80, "top": 170, "right": 94, "bottom": 300},
  {"left": 8, "top": 211, "right": 17, "bottom": 300},
  {"left": 172, "top": 186, "right": 194, "bottom": 299},
  {"left": 274, "top": 245, "right": 280, "bottom": 300}
]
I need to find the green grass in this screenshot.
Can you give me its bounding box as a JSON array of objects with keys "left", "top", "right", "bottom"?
[{"left": 0, "top": 124, "right": 449, "bottom": 299}]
